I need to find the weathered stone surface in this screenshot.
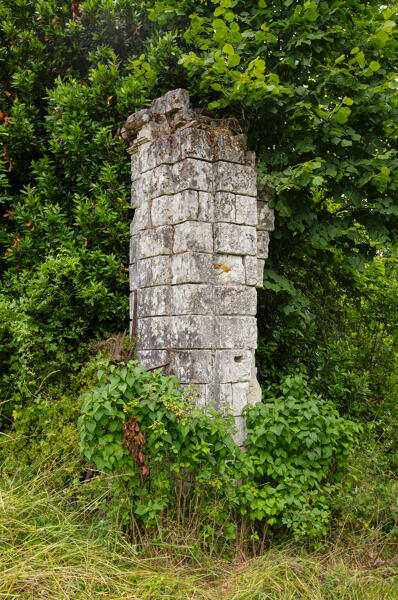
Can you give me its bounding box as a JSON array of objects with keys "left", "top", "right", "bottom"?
[
  {"left": 141, "top": 136, "right": 172, "bottom": 172},
  {"left": 244, "top": 255, "right": 259, "bottom": 286},
  {"left": 173, "top": 221, "right": 213, "bottom": 253},
  {"left": 215, "top": 223, "right": 256, "bottom": 256},
  {"left": 137, "top": 286, "right": 171, "bottom": 317},
  {"left": 138, "top": 316, "right": 172, "bottom": 349},
  {"left": 231, "top": 382, "right": 250, "bottom": 415},
  {"left": 170, "top": 350, "right": 214, "bottom": 383},
  {"left": 214, "top": 350, "right": 253, "bottom": 383},
  {"left": 216, "top": 316, "right": 257, "bottom": 349},
  {"left": 151, "top": 191, "right": 199, "bottom": 227},
  {"left": 129, "top": 263, "right": 138, "bottom": 291},
  {"left": 257, "top": 200, "right": 275, "bottom": 231},
  {"left": 213, "top": 255, "right": 246, "bottom": 285},
  {"left": 213, "top": 133, "right": 246, "bottom": 164},
  {"left": 178, "top": 128, "right": 213, "bottom": 162},
  {"left": 170, "top": 315, "right": 215, "bottom": 348},
  {"left": 124, "top": 89, "right": 273, "bottom": 445},
  {"left": 198, "top": 192, "right": 214, "bottom": 221},
  {"left": 131, "top": 178, "right": 144, "bottom": 209},
  {"left": 247, "top": 372, "right": 262, "bottom": 406},
  {"left": 214, "top": 192, "right": 235, "bottom": 223},
  {"left": 137, "top": 349, "right": 169, "bottom": 371},
  {"left": 206, "top": 383, "right": 233, "bottom": 411},
  {"left": 131, "top": 202, "right": 151, "bottom": 233},
  {"left": 214, "top": 162, "right": 257, "bottom": 196},
  {"left": 151, "top": 88, "right": 190, "bottom": 115},
  {"left": 257, "top": 230, "right": 270, "bottom": 259},
  {"left": 171, "top": 253, "right": 213, "bottom": 284},
  {"left": 214, "top": 285, "right": 257, "bottom": 315},
  {"left": 173, "top": 159, "right": 213, "bottom": 193},
  {"left": 146, "top": 164, "right": 174, "bottom": 198},
  {"left": 129, "top": 234, "right": 138, "bottom": 264},
  {"left": 256, "top": 259, "right": 265, "bottom": 288},
  {"left": 171, "top": 284, "right": 212, "bottom": 315},
  {"left": 235, "top": 195, "right": 258, "bottom": 226},
  {"left": 131, "top": 153, "right": 139, "bottom": 182},
  {"left": 139, "top": 226, "right": 172, "bottom": 258},
  {"left": 138, "top": 256, "right": 171, "bottom": 287}
]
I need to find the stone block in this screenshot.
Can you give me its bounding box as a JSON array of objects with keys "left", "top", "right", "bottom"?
[
  {"left": 170, "top": 315, "right": 215, "bottom": 348},
  {"left": 235, "top": 195, "right": 258, "bottom": 226},
  {"left": 131, "top": 202, "right": 151, "bottom": 233},
  {"left": 131, "top": 177, "right": 144, "bottom": 209},
  {"left": 247, "top": 374, "right": 262, "bottom": 406},
  {"left": 257, "top": 230, "right": 270, "bottom": 259},
  {"left": 129, "top": 262, "right": 138, "bottom": 291},
  {"left": 214, "top": 223, "right": 256, "bottom": 256},
  {"left": 214, "top": 162, "right": 257, "bottom": 196},
  {"left": 173, "top": 159, "right": 213, "bottom": 193},
  {"left": 257, "top": 201, "right": 275, "bottom": 231},
  {"left": 256, "top": 259, "right": 265, "bottom": 288},
  {"left": 147, "top": 164, "right": 174, "bottom": 199},
  {"left": 171, "top": 284, "right": 212, "bottom": 315},
  {"left": 172, "top": 253, "right": 213, "bottom": 284},
  {"left": 206, "top": 383, "right": 233, "bottom": 411},
  {"left": 213, "top": 255, "right": 245, "bottom": 285},
  {"left": 214, "top": 192, "right": 235, "bottom": 223},
  {"left": 137, "top": 349, "right": 169, "bottom": 371},
  {"left": 170, "top": 350, "right": 214, "bottom": 383},
  {"left": 140, "top": 136, "right": 172, "bottom": 172},
  {"left": 131, "top": 153, "right": 139, "bottom": 181},
  {"left": 151, "top": 191, "right": 199, "bottom": 227},
  {"left": 137, "top": 316, "right": 172, "bottom": 349},
  {"left": 136, "top": 121, "right": 163, "bottom": 144},
  {"left": 216, "top": 316, "right": 257, "bottom": 349},
  {"left": 177, "top": 128, "right": 213, "bottom": 162},
  {"left": 214, "top": 350, "right": 253, "bottom": 383},
  {"left": 138, "top": 226, "right": 172, "bottom": 258},
  {"left": 231, "top": 382, "right": 250, "bottom": 415},
  {"left": 214, "top": 285, "right": 257, "bottom": 315},
  {"left": 244, "top": 255, "right": 258, "bottom": 286},
  {"left": 138, "top": 255, "right": 171, "bottom": 287},
  {"left": 137, "top": 286, "right": 171, "bottom": 317},
  {"left": 213, "top": 132, "right": 246, "bottom": 163},
  {"left": 198, "top": 192, "right": 214, "bottom": 221},
  {"left": 174, "top": 221, "right": 213, "bottom": 253},
  {"left": 129, "top": 234, "right": 138, "bottom": 264},
  {"left": 151, "top": 88, "right": 190, "bottom": 115}
]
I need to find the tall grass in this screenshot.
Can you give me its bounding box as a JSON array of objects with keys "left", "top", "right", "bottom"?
[{"left": 1, "top": 467, "right": 397, "bottom": 599}]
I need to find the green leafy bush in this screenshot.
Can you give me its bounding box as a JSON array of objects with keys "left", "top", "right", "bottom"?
[
  {"left": 78, "top": 360, "right": 239, "bottom": 540},
  {"left": 78, "top": 362, "right": 359, "bottom": 542},
  {"left": 244, "top": 373, "right": 360, "bottom": 539}
]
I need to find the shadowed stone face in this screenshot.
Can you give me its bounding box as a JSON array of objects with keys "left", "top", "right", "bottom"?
[{"left": 122, "top": 89, "right": 273, "bottom": 445}]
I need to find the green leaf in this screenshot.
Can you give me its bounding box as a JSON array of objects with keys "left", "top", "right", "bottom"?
[
  {"left": 222, "top": 43, "right": 234, "bottom": 55},
  {"left": 228, "top": 53, "right": 241, "bottom": 67},
  {"left": 369, "top": 61, "right": 380, "bottom": 72},
  {"left": 334, "top": 106, "right": 351, "bottom": 124},
  {"left": 343, "top": 97, "right": 353, "bottom": 106}
]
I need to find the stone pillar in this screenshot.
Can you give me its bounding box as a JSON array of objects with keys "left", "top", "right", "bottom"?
[{"left": 122, "top": 89, "right": 273, "bottom": 444}]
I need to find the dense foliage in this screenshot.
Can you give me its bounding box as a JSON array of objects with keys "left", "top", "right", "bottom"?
[
  {"left": 0, "top": 0, "right": 397, "bottom": 546},
  {"left": 78, "top": 360, "right": 358, "bottom": 541}
]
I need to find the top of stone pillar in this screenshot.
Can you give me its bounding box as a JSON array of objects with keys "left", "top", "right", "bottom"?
[{"left": 121, "top": 89, "right": 248, "bottom": 156}]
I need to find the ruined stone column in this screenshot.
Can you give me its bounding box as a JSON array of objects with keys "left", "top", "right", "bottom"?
[{"left": 122, "top": 89, "right": 273, "bottom": 444}]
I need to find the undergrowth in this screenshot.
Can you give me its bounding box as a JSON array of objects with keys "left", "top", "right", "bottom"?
[{"left": 1, "top": 466, "right": 398, "bottom": 600}]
